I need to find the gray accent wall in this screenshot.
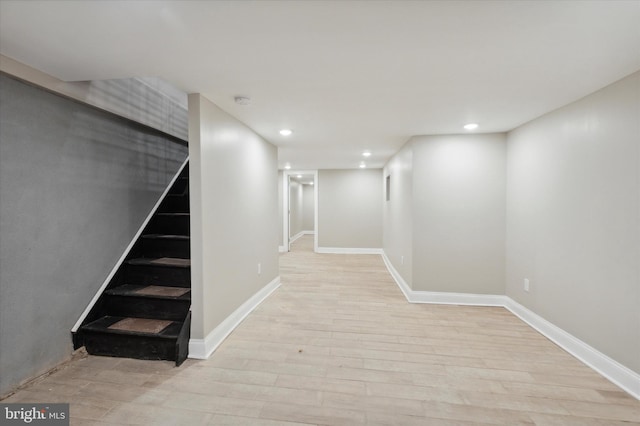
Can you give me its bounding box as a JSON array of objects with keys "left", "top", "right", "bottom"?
[
  {"left": 0, "top": 55, "right": 188, "bottom": 141},
  {"left": 318, "top": 169, "right": 383, "bottom": 249},
  {"left": 0, "top": 73, "right": 188, "bottom": 395},
  {"left": 188, "top": 93, "right": 278, "bottom": 341},
  {"left": 505, "top": 71, "right": 640, "bottom": 374}
]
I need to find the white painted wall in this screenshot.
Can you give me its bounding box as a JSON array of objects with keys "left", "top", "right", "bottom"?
[
  {"left": 318, "top": 169, "right": 383, "bottom": 249},
  {"left": 383, "top": 142, "right": 414, "bottom": 287},
  {"left": 412, "top": 133, "right": 507, "bottom": 294},
  {"left": 188, "top": 93, "right": 279, "bottom": 342},
  {"left": 506, "top": 71, "right": 640, "bottom": 374}
]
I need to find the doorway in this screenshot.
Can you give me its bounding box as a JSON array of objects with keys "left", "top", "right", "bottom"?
[{"left": 282, "top": 170, "right": 318, "bottom": 252}]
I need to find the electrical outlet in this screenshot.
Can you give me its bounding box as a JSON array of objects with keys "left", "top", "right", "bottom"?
[
  {"left": 258, "top": 263, "right": 261, "bottom": 275},
  {"left": 524, "top": 278, "right": 530, "bottom": 292}
]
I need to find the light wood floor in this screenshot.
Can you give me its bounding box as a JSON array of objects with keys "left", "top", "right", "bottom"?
[{"left": 4, "top": 235, "right": 639, "bottom": 425}]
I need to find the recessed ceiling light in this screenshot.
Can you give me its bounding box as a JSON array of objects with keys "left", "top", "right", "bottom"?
[
  {"left": 362, "top": 151, "right": 372, "bottom": 157},
  {"left": 464, "top": 123, "right": 479, "bottom": 130},
  {"left": 284, "top": 164, "right": 291, "bottom": 170},
  {"left": 297, "top": 174, "right": 302, "bottom": 178},
  {"left": 279, "top": 129, "right": 293, "bottom": 136},
  {"left": 234, "top": 96, "right": 251, "bottom": 106},
  {"left": 359, "top": 162, "right": 366, "bottom": 169},
  {"left": 310, "top": 182, "right": 314, "bottom": 185}
]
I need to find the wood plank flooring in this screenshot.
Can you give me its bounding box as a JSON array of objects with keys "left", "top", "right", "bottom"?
[{"left": 3, "top": 235, "right": 639, "bottom": 425}]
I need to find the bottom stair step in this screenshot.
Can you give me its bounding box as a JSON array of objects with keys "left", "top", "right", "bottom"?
[
  {"left": 81, "top": 315, "right": 190, "bottom": 364},
  {"left": 83, "top": 316, "right": 181, "bottom": 338}
]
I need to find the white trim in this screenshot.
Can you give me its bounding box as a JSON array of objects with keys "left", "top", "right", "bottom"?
[
  {"left": 381, "top": 250, "right": 640, "bottom": 400},
  {"left": 278, "top": 245, "right": 287, "bottom": 253},
  {"left": 316, "top": 247, "right": 383, "bottom": 255},
  {"left": 188, "top": 276, "right": 281, "bottom": 359},
  {"left": 71, "top": 157, "right": 190, "bottom": 332},
  {"left": 503, "top": 298, "right": 640, "bottom": 400}
]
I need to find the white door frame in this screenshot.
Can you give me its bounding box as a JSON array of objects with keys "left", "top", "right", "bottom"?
[{"left": 282, "top": 170, "right": 318, "bottom": 252}]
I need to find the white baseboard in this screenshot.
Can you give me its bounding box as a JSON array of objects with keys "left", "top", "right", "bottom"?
[
  {"left": 316, "top": 247, "right": 383, "bottom": 255},
  {"left": 188, "top": 276, "right": 281, "bottom": 360},
  {"left": 72, "top": 157, "right": 189, "bottom": 332},
  {"left": 381, "top": 250, "right": 640, "bottom": 400},
  {"left": 290, "top": 230, "right": 314, "bottom": 243},
  {"left": 503, "top": 298, "right": 640, "bottom": 400},
  {"left": 279, "top": 245, "right": 287, "bottom": 253},
  {"left": 381, "top": 251, "right": 505, "bottom": 305}
]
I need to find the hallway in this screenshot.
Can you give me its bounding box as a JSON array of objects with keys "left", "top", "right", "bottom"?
[{"left": 3, "top": 235, "right": 639, "bottom": 425}]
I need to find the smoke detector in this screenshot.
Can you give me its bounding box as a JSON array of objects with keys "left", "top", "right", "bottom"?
[{"left": 234, "top": 96, "right": 251, "bottom": 106}]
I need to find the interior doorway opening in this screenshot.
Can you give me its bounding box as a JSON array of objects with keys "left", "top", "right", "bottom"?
[{"left": 282, "top": 170, "right": 318, "bottom": 252}]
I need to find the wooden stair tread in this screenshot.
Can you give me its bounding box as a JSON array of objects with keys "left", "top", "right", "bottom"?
[
  {"left": 106, "top": 284, "right": 191, "bottom": 299},
  {"left": 127, "top": 257, "right": 191, "bottom": 268},
  {"left": 83, "top": 316, "right": 181, "bottom": 339},
  {"left": 141, "top": 234, "right": 189, "bottom": 240}
]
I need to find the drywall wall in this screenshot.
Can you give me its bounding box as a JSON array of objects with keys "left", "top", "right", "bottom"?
[
  {"left": 302, "top": 184, "right": 315, "bottom": 231},
  {"left": 506, "top": 71, "right": 640, "bottom": 373},
  {"left": 318, "top": 169, "right": 382, "bottom": 249},
  {"left": 0, "top": 73, "right": 187, "bottom": 396},
  {"left": 278, "top": 171, "right": 283, "bottom": 247},
  {"left": 289, "top": 181, "right": 304, "bottom": 238},
  {"left": 382, "top": 141, "right": 414, "bottom": 287},
  {"left": 188, "top": 93, "right": 279, "bottom": 342},
  {"left": 412, "top": 133, "right": 507, "bottom": 294}
]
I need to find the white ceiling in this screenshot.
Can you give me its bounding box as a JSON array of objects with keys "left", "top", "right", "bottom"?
[{"left": 1, "top": 1, "right": 639, "bottom": 169}]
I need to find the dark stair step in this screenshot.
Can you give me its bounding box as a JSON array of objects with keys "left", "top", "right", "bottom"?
[
  {"left": 170, "top": 177, "right": 189, "bottom": 196},
  {"left": 125, "top": 257, "right": 190, "bottom": 287},
  {"left": 81, "top": 315, "right": 190, "bottom": 365},
  {"left": 161, "top": 194, "right": 189, "bottom": 213},
  {"left": 128, "top": 257, "right": 191, "bottom": 267},
  {"left": 103, "top": 285, "right": 191, "bottom": 321},
  {"left": 140, "top": 234, "right": 190, "bottom": 258},
  {"left": 106, "top": 284, "right": 191, "bottom": 300},
  {"left": 148, "top": 213, "right": 190, "bottom": 235}
]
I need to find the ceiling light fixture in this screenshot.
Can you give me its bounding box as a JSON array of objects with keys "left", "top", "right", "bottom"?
[
  {"left": 359, "top": 162, "right": 366, "bottom": 169},
  {"left": 284, "top": 164, "right": 291, "bottom": 170},
  {"left": 464, "top": 123, "right": 479, "bottom": 130},
  {"left": 362, "top": 151, "right": 372, "bottom": 157},
  {"left": 297, "top": 174, "right": 302, "bottom": 178},
  {"left": 279, "top": 129, "right": 293, "bottom": 136},
  {"left": 234, "top": 96, "right": 251, "bottom": 106}
]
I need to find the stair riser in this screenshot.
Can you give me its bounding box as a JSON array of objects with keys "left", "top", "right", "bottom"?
[
  {"left": 125, "top": 264, "right": 190, "bottom": 287},
  {"left": 160, "top": 196, "right": 189, "bottom": 213},
  {"left": 141, "top": 238, "right": 190, "bottom": 258},
  {"left": 170, "top": 178, "right": 189, "bottom": 195},
  {"left": 82, "top": 332, "right": 177, "bottom": 361},
  {"left": 147, "top": 216, "right": 190, "bottom": 235},
  {"left": 104, "top": 296, "right": 190, "bottom": 321}
]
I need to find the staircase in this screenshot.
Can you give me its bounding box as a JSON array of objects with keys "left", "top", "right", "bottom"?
[{"left": 73, "top": 163, "right": 191, "bottom": 365}]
